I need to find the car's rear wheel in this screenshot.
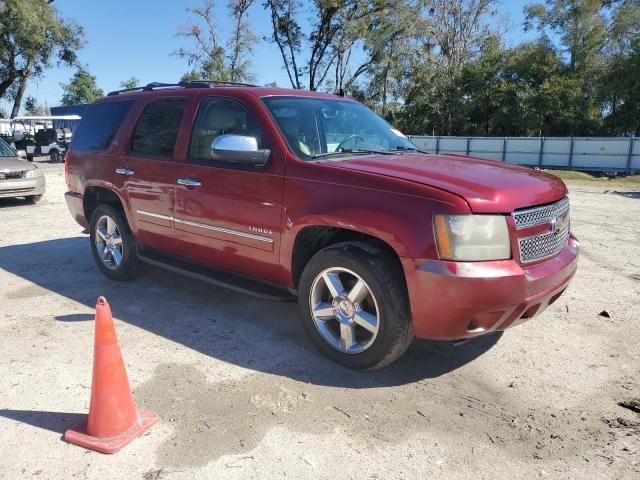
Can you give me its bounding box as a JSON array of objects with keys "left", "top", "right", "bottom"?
[
  {"left": 49, "top": 149, "right": 62, "bottom": 163},
  {"left": 89, "top": 204, "right": 140, "bottom": 280},
  {"left": 298, "top": 242, "right": 413, "bottom": 370}
]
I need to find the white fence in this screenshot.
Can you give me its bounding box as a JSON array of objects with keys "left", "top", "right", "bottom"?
[{"left": 408, "top": 136, "right": 640, "bottom": 172}]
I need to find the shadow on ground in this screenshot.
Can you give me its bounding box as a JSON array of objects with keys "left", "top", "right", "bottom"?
[
  {"left": 0, "top": 197, "right": 38, "bottom": 209},
  {"left": 0, "top": 410, "right": 84, "bottom": 435},
  {"left": 612, "top": 190, "right": 640, "bottom": 199},
  {"left": 0, "top": 237, "right": 501, "bottom": 388}
]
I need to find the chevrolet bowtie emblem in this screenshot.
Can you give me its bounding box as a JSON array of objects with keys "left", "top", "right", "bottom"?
[{"left": 550, "top": 212, "right": 569, "bottom": 234}]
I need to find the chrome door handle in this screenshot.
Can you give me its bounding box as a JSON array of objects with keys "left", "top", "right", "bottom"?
[
  {"left": 115, "top": 167, "right": 134, "bottom": 175},
  {"left": 177, "top": 177, "right": 202, "bottom": 187}
]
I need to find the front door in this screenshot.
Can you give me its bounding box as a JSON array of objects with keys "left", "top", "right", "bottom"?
[{"left": 172, "top": 97, "right": 285, "bottom": 283}]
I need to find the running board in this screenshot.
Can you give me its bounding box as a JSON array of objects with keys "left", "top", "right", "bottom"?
[{"left": 137, "top": 249, "right": 296, "bottom": 302}]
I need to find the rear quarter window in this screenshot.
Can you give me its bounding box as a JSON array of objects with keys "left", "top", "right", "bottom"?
[{"left": 72, "top": 100, "right": 133, "bottom": 152}]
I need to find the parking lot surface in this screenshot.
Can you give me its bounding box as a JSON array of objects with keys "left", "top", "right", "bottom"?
[{"left": 1, "top": 162, "right": 639, "bottom": 479}]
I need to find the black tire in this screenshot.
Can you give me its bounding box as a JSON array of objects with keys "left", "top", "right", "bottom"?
[
  {"left": 298, "top": 242, "right": 413, "bottom": 370},
  {"left": 49, "top": 149, "right": 62, "bottom": 163},
  {"left": 27, "top": 195, "right": 43, "bottom": 203},
  {"left": 89, "top": 204, "right": 141, "bottom": 281}
]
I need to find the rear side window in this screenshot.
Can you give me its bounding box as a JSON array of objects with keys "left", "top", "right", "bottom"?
[
  {"left": 72, "top": 101, "right": 132, "bottom": 152},
  {"left": 131, "top": 98, "right": 186, "bottom": 158}
]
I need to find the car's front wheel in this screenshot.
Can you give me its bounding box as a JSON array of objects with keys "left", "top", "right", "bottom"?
[
  {"left": 298, "top": 242, "right": 414, "bottom": 370},
  {"left": 89, "top": 204, "right": 140, "bottom": 280}
]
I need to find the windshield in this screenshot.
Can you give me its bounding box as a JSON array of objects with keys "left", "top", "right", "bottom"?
[
  {"left": 262, "top": 96, "right": 416, "bottom": 160},
  {"left": 0, "top": 138, "right": 16, "bottom": 157}
]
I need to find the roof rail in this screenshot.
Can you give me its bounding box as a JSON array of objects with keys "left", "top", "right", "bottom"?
[{"left": 107, "top": 80, "right": 259, "bottom": 96}]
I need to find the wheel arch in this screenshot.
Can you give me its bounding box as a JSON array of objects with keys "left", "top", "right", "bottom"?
[
  {"left": 83, "top": 186, "right": 128, "bottom": 226},
  {"left": 290, "top": 225, "right": 406, "bottom": 290}
]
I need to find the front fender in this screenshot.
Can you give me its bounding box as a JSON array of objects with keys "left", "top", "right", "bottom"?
[{"left": 281, "top": 168, "right": 471, "bottom": 279}]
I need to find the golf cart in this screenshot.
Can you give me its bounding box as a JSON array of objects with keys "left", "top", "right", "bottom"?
[{"left": 0, "top": 115, "right": 81, "bottom": 162}]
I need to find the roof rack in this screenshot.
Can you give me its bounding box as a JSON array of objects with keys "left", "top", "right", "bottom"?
[{"left": 107, "top": 80, "right": 259, "bottom": 96}]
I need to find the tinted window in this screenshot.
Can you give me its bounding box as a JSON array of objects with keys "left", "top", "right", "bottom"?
[
  {"left": 190, "top": 98, "right": 265, "bottom": 161},
  {"left": 131, "top": 98, "right": 186, "bottom": 157},
  {"left": 72, "top": 101, "right": 133, "bottom": 152}
]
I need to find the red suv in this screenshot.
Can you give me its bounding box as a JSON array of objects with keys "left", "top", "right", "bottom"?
[{"left": 64, "top": 81, "right": 579, "bottom": 370}]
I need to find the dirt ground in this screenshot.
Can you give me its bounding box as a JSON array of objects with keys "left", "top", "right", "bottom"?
[{"left": 0, "top": 161, "right": 638, "bottom": 480}]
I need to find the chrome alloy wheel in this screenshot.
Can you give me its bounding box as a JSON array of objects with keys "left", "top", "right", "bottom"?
[
  {"left": 309, "top": 267, "right": 380, "bottom": 354},
  {"left": 95, "top": 215, "right": 124, "bottom": 270}
]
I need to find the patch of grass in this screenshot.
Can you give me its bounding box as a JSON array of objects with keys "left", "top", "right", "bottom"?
[{"left": 543, "top": 169, "right": 640, "bottom": 187}]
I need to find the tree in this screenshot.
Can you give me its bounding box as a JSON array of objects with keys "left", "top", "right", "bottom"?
[
  {"left": 459, "top": 35, "right": 508, "bottom": 135},
  {"left": 0, "top": 0, "right": 84, "bottom": 117},
  {"left": 227, "top": 0, "right": 258, "bottom": 81},
  {"left": 24, "top": 96, "right": 50, "bottom": 116},
  {"left": 600, "top": 0, "right": 640, "bottom": 133},
  {"left": 423, "top": 0, "right": 501, "bottom": 134},
  {"left": 174, "top": 0, "right": 257, "bottom": 83},
  {"left": 524, "top": 0, "right": 607, "bottom": 70},
  {"left": 334, "top": 0, "right": 424, "bottom": 115},
  {"left": 264, "top": 0, "right": 392, "bottom": 91},
  {"left": 60, "top": 68, "right": 104, "bottom": 105},
  {"left": 119, "top": 76, "right": 140, "bottom": 90}
]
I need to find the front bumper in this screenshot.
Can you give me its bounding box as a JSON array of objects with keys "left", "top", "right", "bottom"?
[
  {"left": 0, "top": 176, "right": 45, "bottom": 199},
  {"left": 64, "top": 191, "right": 88, "bottom": 229},
  {"left": 403, "top": 234, "right": 580, "bottom": 340}
]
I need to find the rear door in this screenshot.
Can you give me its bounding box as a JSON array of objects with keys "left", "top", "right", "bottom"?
[
  {"left": 116, "top": 97, "right": 188, "bottom": 253},
  {"left": 172, "top": 96, "right": 285, "bottom": 283}
]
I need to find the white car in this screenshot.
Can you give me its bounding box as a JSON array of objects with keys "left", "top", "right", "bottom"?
[{"left": 0, "top": 138, "right": 45, "bottom": 202}]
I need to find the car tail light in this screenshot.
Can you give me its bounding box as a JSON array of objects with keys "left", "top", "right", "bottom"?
[{"left": 64, "top": 151, "right": 70, "bottom": 187}]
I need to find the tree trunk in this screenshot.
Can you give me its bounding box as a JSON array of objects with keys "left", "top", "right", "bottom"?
[
  {"left": 10, "top": 56, "right": 35, "bottom": 118},
  {"left": 381, "top": 65, "right": 389, "bottom": 117},
  {"left": 11, "top": 75, "right": 29, "bottom": 118},
  {"left": 0, "top": 76, "right": 17, "bottom": 101}
]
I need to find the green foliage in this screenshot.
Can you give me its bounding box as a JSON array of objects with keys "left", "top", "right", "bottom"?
[
  {"left": 175, "top": 0, "right": 257, "bottom": 83},
  {"left": 24, "top": 96, "right": 49, "bottom": 116},
  {"left": 392, "top": 0, "right": 640, "bottom": 136},
  {"left": 119, "top": 76, "right": 140, "bottom": 90},
  {"left": 0, "top": 0, "right": 84, "bottom": 101},
  {"left": 60, "top": 68, "right": 104, "bottom": 106},
  {"left": 524, "top": 0, "right": 606, "bottom": 70},
  {"left": 602, "top": 38, "right": 640, "bottom": 133},
  {"left": 264, "top": 0, "right": 396, "bottom": 90},
  {"left": 171, "top": 0, "right": 636, "bottom": 135},
  {"left": 180, "top": 69, "right": 204, "bottom": 82}
]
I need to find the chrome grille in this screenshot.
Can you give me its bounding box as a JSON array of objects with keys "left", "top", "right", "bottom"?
[
  {"left": 519, "top": 224, "right": 570, "bottom": 263},
  {"left": 513, "top": 197, "right": 570, "bottom": 229}
]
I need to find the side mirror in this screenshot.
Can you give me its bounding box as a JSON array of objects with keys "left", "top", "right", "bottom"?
[
  {"left": 211, "top": 134, "right": 270, "bottom": 166},
  {"left": 16, "top": 149, "right": 27, "bottom": 159}
]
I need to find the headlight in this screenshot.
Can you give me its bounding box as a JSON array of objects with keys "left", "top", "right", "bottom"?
[
  {"left": 433, "top": 214, "right": 511, "bottom": 261},
  {"left": 25, "top": 169, "right": 41, "bottom": 178}
]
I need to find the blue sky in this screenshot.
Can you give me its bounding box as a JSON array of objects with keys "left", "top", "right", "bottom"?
[{"left": 1, "top": 0, "right": 536, "bottom": 113}]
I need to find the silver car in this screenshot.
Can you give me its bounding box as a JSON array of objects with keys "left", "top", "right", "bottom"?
[{"left": 0, "top": 137, "right": 45, "bottom": 202}]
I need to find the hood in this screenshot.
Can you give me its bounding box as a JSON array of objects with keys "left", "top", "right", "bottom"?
[
  {"left": 0, "top": 156, "right": 34, "bottom": 173},
  {"left": 331, "top": 153, "right": 567, "bottom": 213}
]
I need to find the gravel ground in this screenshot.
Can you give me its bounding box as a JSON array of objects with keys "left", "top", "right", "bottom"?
[{"left": 0, "top": 162, "right": 639, "bottom": 479}]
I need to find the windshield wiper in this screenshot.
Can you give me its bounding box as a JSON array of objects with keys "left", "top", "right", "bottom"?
[
  {"left": 312, "top": 148, "right": 396, "bottom": 160},
  {"left": 386, "top": 145, "right": 430, "bottom": 154}
]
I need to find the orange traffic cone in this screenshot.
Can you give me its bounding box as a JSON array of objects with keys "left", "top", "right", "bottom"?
[{"left": 64, "top": 297, "right": 158, "bottom": 454}]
